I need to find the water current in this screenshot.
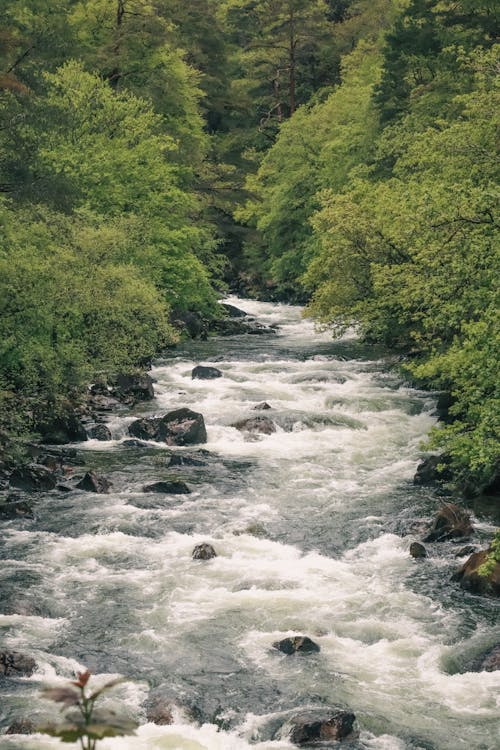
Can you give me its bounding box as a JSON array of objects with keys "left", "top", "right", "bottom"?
[{"left": 1, "top": 299, "right": 499, "bottom": 750}]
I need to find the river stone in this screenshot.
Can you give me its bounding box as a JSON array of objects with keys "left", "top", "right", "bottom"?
[
  {"left": 112, "top": 373, "right": 154, "bottom": 402},
  {"left": 423, "top": 503, "right": 473, "bottom": 542},
  {"left": 9, "top": 464, "right": 57, "bottom": 492},
  {"left": 232, "top": 416, "right": 276, "bottom": 435},
  {"left": 221, "top": 303, "right": 247, "bottom": 318},
  {"left": 6, "top": 719, "right": 36, "bottom": 735},
  {"left": 0, "top": 497, "right": 34, "bottom": 519},
  {"left": 143, "top": 480, "right": 191, "bottom": 494},
  {"left": 273, "top": 636, "right": 320, "bottom": 655},
  {"left": 455, "top": 545, "right": 477, "bottom": 557},
  {"left": 410, "top": 542, "right": 427, "bottom": 559},
  {"left": 192, "top": 543, "right": 217, "bottom": 560},
  {"left": 192, "top": 365, "right": 223, "bottom": 380},
  {"left": 76, "top": 471, "right": 112, "bottom": 494},
  {"left": 278, "top": 708, "right": 357, "bottom": 745},
  {"left": 253, "top": 402, "right": 272, "bottom": 410},
  {"left": 128, "top": 408, "right": 207, "bottom": 445},
  {"left": 451, "top": 548, "right": 500, "bottom": 596},
  {"left": 0, "top": 652, "right": 36, "bottom": 677},
  {"left": 168, "top": 453, "right": 207, "bottom": 467},
  {"left": 87, "top": 424, "right": 112, "bottom": 441},
  {"left": 471, "top": 644, "right": 500, "bottom": 672},
  {"left": 35, "top": 413, "right": 88, "bottom": 445}
]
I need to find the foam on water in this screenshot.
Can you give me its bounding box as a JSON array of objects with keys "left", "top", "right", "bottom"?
[{"left": 1, "top": 299, "right": 499, "bottom": 750}]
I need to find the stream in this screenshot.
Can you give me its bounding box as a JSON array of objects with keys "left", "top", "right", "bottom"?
[{"left": 1, "top": 298, "right": 499, "bottom": 750}]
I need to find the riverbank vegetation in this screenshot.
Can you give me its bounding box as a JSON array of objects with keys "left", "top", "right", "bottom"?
[{"left": 0, "top": 1, "right": 498, "bottom": 496}]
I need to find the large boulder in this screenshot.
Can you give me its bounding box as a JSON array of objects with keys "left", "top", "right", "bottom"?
[
  {"left": 0, "top": 495, "right": 34, "bottom": 519},
  {"left": 232, "top": 416, "right": 276, "bottom": 435},
  {"left": 471, "top": 644, "right": 500, "bottom": 672},
  {"left": 111, "top": 373, "right": 154, "bottom": 403},
  {"left": 129, "top": 408, "right": 207, "bottom": 446},
  {"left": 87, "top": 424, "right": 112, "bottom": 441},
  {"left": 171, "top": 309, "right": 207, "bottom": 339},
  {"left": 192, "top": 543, "right": 217, "bottom": 560},
  {"left": 273, "top": 636, "right": 320, "bottom": 655},
  {"left": 143, "top": 480, "right": 191, "bottom": 494},
  {"left": 423, "top": 503, "right": 474, "bottom": 542},
  {"left": 410, "top": 542, "right": 427, "bottom": 559},
  {"left": 76, "top": 471, "right": 112, "bottom": 494},
  {"left": 0, "top": 651, "right": 36, "bottom": 677},
  {"left": 6, "top": 719, "right": 35, "bottom": 735},
  {"left": 35, "top": 413, "right": 88, "bottom": 445},
  {"left": 277, "top": 708, "right": 357, "bottom": 745},
  {"left": 192, "top": 365, "right": 223, "bottom": 380},
  {"left": 451, "top": 548, "right": 500, "bottom": 596},
  {"left": 221, "top": 303, "right": 247, "bottom": 318},
  {"left": 9, "top": 464, "right": 57, "bottom": 492}
]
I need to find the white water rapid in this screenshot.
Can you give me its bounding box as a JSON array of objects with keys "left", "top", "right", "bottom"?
[{"left": 1, "top": 299, "right": 499, "bottom": 750}]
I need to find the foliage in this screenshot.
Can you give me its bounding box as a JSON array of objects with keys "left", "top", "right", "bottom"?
[
  {"left": 478, "top": 531, "right": 500, "bottom": 579},
  {"left": 40, "top": 669, "right": 137, "bottom": 750}
]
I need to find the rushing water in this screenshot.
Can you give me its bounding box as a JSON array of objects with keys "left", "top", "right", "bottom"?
[{"left": 1, "top": 299, "right": 499, "bottom": 750}]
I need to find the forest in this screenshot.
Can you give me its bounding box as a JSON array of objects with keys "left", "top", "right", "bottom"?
[{"left": 0, "top": 0, "right": 498, "bottom": 496}]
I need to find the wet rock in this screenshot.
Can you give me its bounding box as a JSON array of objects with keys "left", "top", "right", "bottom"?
[
  {"left": 192, "top": 543, "right": 217, "bottom": 560},
  {"left": 410, "top": 542, "right": 427, "bottom": 559},
  {"left": 171, "top": 309, "right": 207, "bottom": 339},
  {"left": 471, "top": 644, "right": 500, "bottom": 672},
  {"left": 277, "top": 708, "right": 357, "bottom": 745},
  {"left": 455, "top": 545, "right": 477, "bottom": 557},
  {"left": 122, "top": 439, "right": 149, "bottom": 448},
  {"left": 88, "top": 394, "right": 121, "bottom": 411},
  {"left": 146, "top": 699, "right": 174, "bottom": 725},
  {"left": 0, "top": 496, "right": 34, "bottom": 519},
  {"left": 273, "top": 636, "right": 320, "bottom": 655},
  {"left": 9, "top": 464, "right": 57, "bottom": 492},
  {"left": 129, "top": 408, "right": 207, "bottom": 446},
  {"left": 232, "top": 416, "right": 276, "bottom": 435},
  {"left": 112, "top": 373, "right": 154, "bottom": 402},
  {"left": 0, "top": 651, "right": 36, "bottom": 677},
  {"left": 210, "top": 318, "right": 249, "bottom": 336},
  {"left": 192, "top": 365, "right": 223, "bottom": 380},
  {"left": 253, "top": 402, "right": 272, "bottom": 410},
  {"left": 87, "top": 424, "right": 112, "bottom": 441},
  {"left": 6, "top": 719, "right": 35, "bottom": 734},
  {"left": 451, "top": 548, "right": 500, "bottom": 596},
  {"left": 143, "top": 480, "right": 191, "bottom": 494},
  {"left": 76, "top": 471, "right": 112, "bottom": 494},
  {"left": 221, "top": 303, "right": 247, "bottom": 318},
  {"left": 414, "top": 455, "right": 452, "bottom": 485},
  {"left": 35, "top": 412, "right": 88, "bottom": 444},
  {"left": 423, "top": 503, "right": 474, "bottom": 542},
  {"left": 247, "top": 325, "right": 276, "bottom": 335},
  {"left": 168, "top": 453, "right": 207, "bottom": 467}
]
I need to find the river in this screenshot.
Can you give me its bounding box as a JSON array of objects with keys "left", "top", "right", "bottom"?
[{"left": 1, "top": 298, "right": 499, "bottom": 749}]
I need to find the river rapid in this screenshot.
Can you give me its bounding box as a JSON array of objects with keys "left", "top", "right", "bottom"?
[{"left": 1, "top": 298, "right": 499, "bottom": 750}]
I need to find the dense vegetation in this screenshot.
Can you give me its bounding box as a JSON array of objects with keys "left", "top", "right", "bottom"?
[
  {"left": 239, "top": 0, "right": 499, "bottom": 493},
  {"left": 0, "top": 0, "right": 498, "bottom": 494}
]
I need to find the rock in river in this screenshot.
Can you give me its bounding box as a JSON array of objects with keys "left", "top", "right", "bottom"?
[
  {"left": 423, "top": 503, "right": 473, "bottom": 542},
  {"left": 76, "top": 471, "right": 112, "bottom": 494},
  {"left": 273, "top": 636, "right": 320, "bottom": 655},
  {"left": 87, "top": 424, "right": 112, "bottom": 441},
  {"left": 9, "top": 464, "right": 57, "bottom": 492},
  {"left": 0, "top": 652, "right": 36, "bottom": 677},
  {"left": 451, "top": 548, "right": 500, "bottom": 596},
  {"left": 129, "top": 408, "right": 207, "bottom": 446},
  {"left": 410, "top": 542, "right": 427, "bottom": 559},
  {"left": 143, "top": 480, "right": 191, "bottom": 494},
  {"left": 192, "top": 543, "right": 217, "bottom": 560},
  {"left": 232, "top": 416, "right": 276, "bottom": 435},
  {"left": 192, "top": 365, "right": 223, "bottom": 380},
  {"left": 277, "top": 708, "right": 357, "bottom": 745}
]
